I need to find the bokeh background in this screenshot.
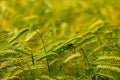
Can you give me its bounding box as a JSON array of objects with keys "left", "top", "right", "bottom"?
[{"left": 1, "top": 0, "right": 120, "bottom": 37}]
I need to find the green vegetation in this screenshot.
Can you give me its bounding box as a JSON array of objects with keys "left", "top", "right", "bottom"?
[{"left": 0, "top": 0, "right": 120, "bottom": 80}]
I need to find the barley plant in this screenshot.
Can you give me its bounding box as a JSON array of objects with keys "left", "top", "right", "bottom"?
[{"left": 0, "top": 0, "right": 120, "bottom": 80}]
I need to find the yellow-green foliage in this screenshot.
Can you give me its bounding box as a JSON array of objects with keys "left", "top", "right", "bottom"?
[{"left": 0, "top": 0, "right": 120, "bottom": 80}]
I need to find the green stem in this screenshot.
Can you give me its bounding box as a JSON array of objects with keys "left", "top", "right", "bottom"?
[
  {"left": 25, "top": 62, "right": 35, "bottom": 80},
  {"left": 97, "top": 36, "right": 104, "bottom": 55},
  {"left": 22, "top": 43, "right": 35, "bottom": 65},
  {"left": 80, "top": 47, "right": 89, "bottom": 75},
  {"left": 35, "top": 30, "right": 50, "bottom": 75},
  {"left": 72, "top": 48, "right": 78, "bottom": 77}
]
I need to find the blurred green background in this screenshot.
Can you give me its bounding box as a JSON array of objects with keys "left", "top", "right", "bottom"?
[
  {"left": 1, "top": 0, "right": 120, "bottom": 36},
  {"left": 1, "top": 0, "right": 120, "bottom": 50}
]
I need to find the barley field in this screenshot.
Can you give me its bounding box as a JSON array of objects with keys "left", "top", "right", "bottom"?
[{"left": 0, "top": 0, "right": 120, "bottom": 80}]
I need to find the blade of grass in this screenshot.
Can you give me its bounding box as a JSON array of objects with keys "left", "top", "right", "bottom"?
[{"left": 35, "top": 30, "right": 51, "bottom": 75}]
